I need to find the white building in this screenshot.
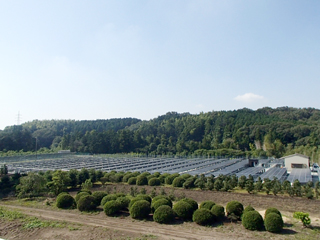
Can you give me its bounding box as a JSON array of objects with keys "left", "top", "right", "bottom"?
[{"left": 281, "top": 153, "right": 309, "bottom": 172}]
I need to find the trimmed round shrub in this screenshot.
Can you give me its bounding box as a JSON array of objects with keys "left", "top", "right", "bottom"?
[
  {"left": 116, "top": 196, "right": 131, "bottom": 210},
  {"left": 130, "top": 200, "right": 151, "bottom": 219},
  {"left": 77, "top": 195, "right": 97, "bottom": 212},
  {"left": 243, "top": 205, "right": 255, "bottom": 214},
  {"left": 136, "top": 175, "right": 148, "bottom": 186},
  {"left": 128, "top": 177, "right": 137, "bottom": 185},
  {"left": 193, "top": 208, "right": 214, "bottom": 226},
  {"left": 152, "top": 195, "right": 170, "bottom": 204},
  {"left": 115, "top": 193, "right": 126, "bottom": 198},
  {"left": 172, "top": 177, "right": 185, "bottom": 187},
  {"left": 75, "top": 192, "right": 90, "bottom": 203},
  {"left": 200, "top": 201, "right": 215, "bottom": 210},
  {"left": 136, "top": 194, "right": 152, "bottom": 203},
  {"left": 77, "top": 189, "right": 92, "bottom": 195},
  {"left": 101, "top": 194, "right": 118, "bottom": 206},
  {"left": 226, "top": 201, "right": 243, "bottom": 219},
  {"left": 173, "top": 200, "right": 194, "bottom": 220},
  {"left": 148, "top": 178, "right": 161, "bottom": 186},
  {"left": 165, "top": 173, "right": 180, "bottom": 185},
  {"left": 151, "top": 198, "right": 172, "bottom": 213},
  {"left": 92, "top": 191, "right": 108, "bottom": 206},
  {"left": 56, "top": 194, "right": 76, "bottom": 209},
  {"left": 181, "top": 198, "right": 198, "bottom": 212},
  {"left": 104, "top": 200, "right": 121, "bottom": 216},
  {"left": 265, "top": 208, "right": 282, "bottom": 219},
  {"left": 122, "top": 172, "right": 133, "bottom": 183},
  {"left": 211, "top": 205, "right": 225, "bottom": 220},
  {"left": 153, "top": 205, "right": 176, "bottom": 224},
  {"left": 264, "top": 212, "right": 284, "bottom": 233},
  {"left": 57, "top": 192, "right": 69, "bottom": 197},
  {"left": 242, "top": 210, "right": 264, "bottom": 231}
]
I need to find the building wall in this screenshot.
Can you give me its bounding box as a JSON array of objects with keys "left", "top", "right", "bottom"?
[{"left": 284, "top": 155, "right": 309, "bottom": 172}]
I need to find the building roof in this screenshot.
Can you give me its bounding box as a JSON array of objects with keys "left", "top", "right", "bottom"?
[{"left": 280, "top": 153, "right": 309, "bottom": 160}]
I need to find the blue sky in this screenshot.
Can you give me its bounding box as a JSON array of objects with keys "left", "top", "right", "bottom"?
[{"left": 1, "top": 1, "right": 319, "bottom": 130}]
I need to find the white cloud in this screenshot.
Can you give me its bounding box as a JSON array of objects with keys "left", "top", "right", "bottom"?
[{"left": 234, "top": 93, "right": 264, "bottom": 103}]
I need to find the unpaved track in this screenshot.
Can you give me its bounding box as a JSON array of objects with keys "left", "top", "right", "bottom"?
[{"left": 0, "top": 204, "right": 242, "bottom": 240}]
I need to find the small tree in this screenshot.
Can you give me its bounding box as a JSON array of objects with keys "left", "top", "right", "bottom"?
[
  {"left": 245, "top": 179, "right": 254, "bottom": 194},
  {"left": 271, "top": 178, "right": 281, "bottom": 196},
  {"left": 254, "top": 177, "right": 263, "bottom": 192},
  {"left": 293, "top": 179, "right": 302, "bottom": 197},
  {"left": 293, "top": 212, "right": 311, "bottom": 227},
  {"left": 81, "top": 179, "right": 93, "bottom": 191},
  {"left": 263, "top": 178, "right": 273, "bottom": 195},
  {"left": 238, "top": 176, "right": 247, "bottom": 189},
  {"left": 16, "top": 173, "right": 47, "bottom": 198}
]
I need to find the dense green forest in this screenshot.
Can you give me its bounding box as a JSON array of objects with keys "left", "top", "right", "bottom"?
[{"left": 1, "top": 107, "right": 320, "bottom": 162}]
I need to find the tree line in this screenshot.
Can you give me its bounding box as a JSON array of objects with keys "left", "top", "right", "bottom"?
[{"left": 1, "top": 107, "right": 320, "bottom": 162}]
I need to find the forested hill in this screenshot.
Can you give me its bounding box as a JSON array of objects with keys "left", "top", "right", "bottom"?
[{"left": 1, "top": 107, "right": 320, "bottom": 162}]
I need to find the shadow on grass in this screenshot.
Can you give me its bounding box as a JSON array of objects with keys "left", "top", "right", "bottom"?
[{"left": 279, "top": 228, "right": 298, "bottom": 235}]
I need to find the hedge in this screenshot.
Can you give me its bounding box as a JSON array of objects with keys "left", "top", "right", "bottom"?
[
  {"left": 148, "top": 178, "right": 161, "bottom": 186},
  {"left": 181, "top": 198, "right": 198, "bottom": 212},
  {"left": 101, "top": 194, "right": 118, "bottom": 206},
  {"left": 75, "top": 192, "right": 90, "bottom": 203},
  {"left": 92, "top": 191, "right": 108, "bottom": 206}
]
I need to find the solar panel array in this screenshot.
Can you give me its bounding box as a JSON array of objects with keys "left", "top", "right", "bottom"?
[
  {"left": 235, "top": 167, "right": 265, "bottom": 178},
  {"left": 287, "top": 168, "right": 312, "bottom": 184},
  {"left": 258, "top": 167, "right": 287, "bottom": 182},
  {"left": 5, "top": 155, "right": 315, "bottom": 183}
]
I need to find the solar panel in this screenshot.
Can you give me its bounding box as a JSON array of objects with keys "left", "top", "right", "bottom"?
[
  {"left": 258, "top": 167, "right": 287, "bottom": 182},
  {"left": 287, "top": 168, "right": 312, "bottom": 184},
  {"left": 235, "top": 167, "right": 265, "bottom": 178}
]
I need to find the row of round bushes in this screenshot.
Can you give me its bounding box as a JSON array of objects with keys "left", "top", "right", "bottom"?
[{"left": 56, "top": 191, "right": 284, "bottom": 233}]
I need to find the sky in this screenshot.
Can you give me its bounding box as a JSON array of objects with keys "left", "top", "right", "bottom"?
[{"left": 0, "top": 1, "right": 320, "bottom": 130}]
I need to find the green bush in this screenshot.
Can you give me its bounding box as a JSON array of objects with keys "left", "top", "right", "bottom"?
[
  {"left": 136, "top": 194, "right": 152, "bottom": 203},
  {"left": 293, "top": 212, "right": 311, "bottom": 227},
  {"left": 148, "top": 178, "right": 161, "bottom": 186},
  {"left": 192, "top": 208, "right": 214, "bottom": 226},
  {"left": 77, "top": 189, "right": 92, "bottom": 195},
  {"left": 56, "top": 194, "right": 76, "bottom": 209},
  {"left": 101, "top": 194, "right": 118, "bottom": 206},
  {"left": 77, "top": 195, "right": 97, "bottom": 212},
  {"left": 242, "top": 210, "right": 264, "bottom": 231},
  {"left": 130, "top": 200, "right": 151, "bottom": 219},
  {"left": 243, "top": 205, "right": 255, "bottom": 214},
  {"left": 181, "top": 198, "right": 198, "bottom": 212},
  {"left": 173, "top": 200, "right": 194, "bottom": 220},
  {"left": 172, "top": 177, "right": 185, "bottom": 187},
  {"left": 264, "top": 213, "right": 284, "bottom": 233},
  {"left": 151, "top": 198, "right": 172, "bottom": 213},
  {"left": 211, "top": 205, "right": 225, "bottom": 220},
  {"left": 136, "top": 175, "right": 148, "bottom": 186},
  {"left": 153, "top": 205, "right": 176, "bottom": 224},
  {"left": 116, "top": 196, "right": 131, "bottom": 210},
  {"left": 152, "top": 195, "right": 170, "bottom": 204},
  {"left": 200, "top": 201, "right": 215, "bottom": 210},
  {"left": 226, "top": 201, "right": 243, "bottom": 220},
  {"left": 92, "top": 191, "right": 107, "bottom": 206},
  {"left": 57, "top": 192, "right": 69, "bottom": 197},
  {"left": 75, "top": 192, "right": 90, "bottom": 203},
  {"left": 264, "top": 208, "right": 282, "bottom": 219},
  {"left": 103, "top": 200, "right": 121, "bottom": 216},
  {"left": 128, "top": 177, "right": 137, "bottom": 185},
  {"left": 165, "top": 173, "right": 179, "bottom": 185}
]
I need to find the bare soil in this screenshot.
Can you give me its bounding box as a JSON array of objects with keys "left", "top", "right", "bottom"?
[{"left": 1, "top": 184, "right": 319, "bottom": 240}]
